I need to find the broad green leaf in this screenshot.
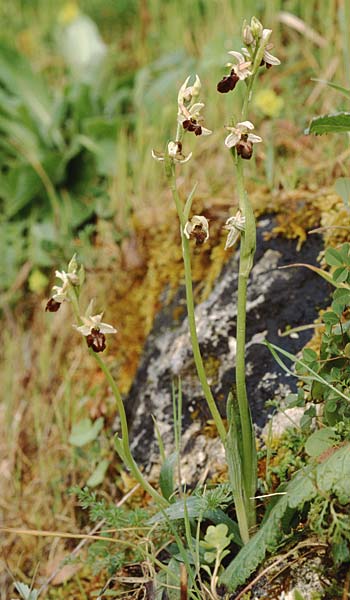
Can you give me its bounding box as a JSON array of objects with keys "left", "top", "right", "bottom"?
[
  {"left": 335, "top": 178, "right": 350, "bottom": 210},
  {"left": 306, "top": 112, "right": 350, "bottom": 135},
  {"left": 86, "top": 458, "right": 109, "bottom": 487},
  {"left": 302, "top": 348, "right": 318, "bottom": 362},
  {"left": 333, "top": 267, "right": 349, "bottom": 283},
  {"left": 325, "top": 247, "right": 344, "bottom": 267},
  {"left": 322, "top": 311, "right": 340, "bottom": 325},
  {"left": 304, "top": 428, "right": 338, "bottom": 457},
  {"left": 0, "top": 42, "right": 62, "bottom": 144},
  {"left": 69, "top": 417, "right": 104, "bottom": 447}
]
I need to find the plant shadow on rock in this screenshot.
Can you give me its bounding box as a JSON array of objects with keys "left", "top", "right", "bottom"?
[{"left": 124, "top": 216, "right": 329, "bottom": 470}]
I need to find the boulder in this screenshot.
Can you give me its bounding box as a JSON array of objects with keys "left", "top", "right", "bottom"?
[{"left": 124, "top": 217, "right": 329, "bottom": 476}]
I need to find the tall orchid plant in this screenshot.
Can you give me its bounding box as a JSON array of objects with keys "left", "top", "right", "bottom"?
[{"left": 153, "top": 16, "right": 280, "bottom": 543}]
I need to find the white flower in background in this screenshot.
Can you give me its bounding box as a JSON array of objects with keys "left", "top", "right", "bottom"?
[
  {"left": 223, "top": 211, "right": 246, "bottom": 250},
  {"left": 224, "top": 120, "right": 262, "bottom": 159},
  {"left": 227, "top": 51, "right": 252, "bottom": 80},
  {"left": 184, "top": 215, "right": 210, "bottom": 245},
  {"left": 74, "top": 300, "right": 117, "bottom": 353},
  {"left": 57, "top": 6, "right": 107, "bottom": 83}
]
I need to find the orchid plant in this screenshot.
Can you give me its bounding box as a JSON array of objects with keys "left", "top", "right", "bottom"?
[
  {"left": 45, "top": 256, "right": 168, "bottom": 509},
  {"left": 152, "top": 15, "right": 280, "bottom": 544}
]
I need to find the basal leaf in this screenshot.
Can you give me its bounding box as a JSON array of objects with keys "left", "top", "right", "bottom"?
[{"left": 159, "top": 452, "right": 177, "bottom": 502}]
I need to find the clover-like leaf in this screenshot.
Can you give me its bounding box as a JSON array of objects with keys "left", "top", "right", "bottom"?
[{"left": 200, "top": 523, "right": 232, "bottom": 562}]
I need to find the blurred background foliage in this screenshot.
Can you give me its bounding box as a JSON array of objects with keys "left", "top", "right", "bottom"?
[{"left": 0, "top": 0, "right": 349, "bottom": 300}]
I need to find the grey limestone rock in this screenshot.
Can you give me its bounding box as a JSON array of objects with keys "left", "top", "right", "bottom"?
[{"left": 124, "top": 217, "right": 329, "bottom": 474}]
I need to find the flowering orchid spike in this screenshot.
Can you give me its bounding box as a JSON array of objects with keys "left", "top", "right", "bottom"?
[
  {"left": 184, "top": 215, "right": 210, "bottom": 246},
  {"left": 223, "top": 211, "right": 246, "bottom": 250},
  {"left": 45, "top": 260, "right": 80, "bottom": 312},
  {"left": 74, "top": 300, "right": 117, "bottom": 353},
  {"left": 224, "top": 121, "right": 262, "bottom": 159}
]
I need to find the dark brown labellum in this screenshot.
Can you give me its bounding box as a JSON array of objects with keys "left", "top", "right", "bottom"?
[
  {"left": 86, "top": 328, "right": 106, "bottom": 353},
  {"left": 260, "top": 59, "right": 272, "bottom": 69},
  {"left": 217, "top": 70, "right": 239, "bottom": 93},
  {"left": 182, "top": 118, "right": 202, "bottom": 136},
  {"left": 193, "top": 229, "right": 207, "bottom": 245},
  {"left": 190, "top": 225, "right": 207, "bottom": 246},
  {"left": 236, "top": 137, "right": 253, "bottom": 160},
  {"left": 45, "top": 298, "right": 61, "bottom": 312}
]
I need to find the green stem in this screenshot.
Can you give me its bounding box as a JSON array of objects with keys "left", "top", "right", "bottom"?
[
  {"left": 69, "top": 286, "right": 167, "bottom": 508},
  {"left": 170, "top": 170, "right": 227, "bottom": 444},
  {"left": 92, "top": 354, "right": 168, "bottom": 508},
  {"left": 234, "top": 155, "right": 257, "bottom": 526}
]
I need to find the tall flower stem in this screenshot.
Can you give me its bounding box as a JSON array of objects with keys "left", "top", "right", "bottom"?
[
  {"left": 169, "top": 167, "right": 227, "bottom": 445},
  {"left": 232, "top": 153, "right": 257, "bottom": 528},
  {"left": 92, "top": 353, "right": 168, "bottom": 508},
  {"left": 69, "top": 288, "right": 168, "bottom": 509}
]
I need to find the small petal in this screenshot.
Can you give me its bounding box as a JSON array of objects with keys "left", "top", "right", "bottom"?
[
  {"left": 228, "top": 50, "right": 246, "bottom": 63},
  {"left": 224, "top": 229, "right": 240, "bottom": 250},
  {"left": 225, "top": 132, "right": 240, "bottom": 148},
  {"left": 151, "top": 149, "right": 165, "bottom": 161},
  {"left": 98, "top": 323, "right": 118, "bottom": 334},
  {"left": 200, "top": 126, "right": 212, "bottom": 136},
  {"left": 247, "top": 133, "right": 262, "bottom": 143},
  {"left": 263, "top": 49, "right": 281, "bottom": 66},
  {"left": 74, "top": 324, "right": 92, "bottom": 336},
  {"left": 238, "top": 120, "right": 254, "bottom": 130},
  {"left": 175, "top": 151, "right": 192, "bottom": 164}
]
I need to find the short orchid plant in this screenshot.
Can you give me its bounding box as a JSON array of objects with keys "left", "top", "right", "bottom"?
[{"left": 45, "top": 14, "right": 280, "bottom": 591}]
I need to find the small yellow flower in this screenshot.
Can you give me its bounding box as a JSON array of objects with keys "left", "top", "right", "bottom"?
[
  {"left": 58, "top": 2, "right": 79, "bottom": 24},
  {"left": 254, "top": 89, "right": 284, "bottom": 118}
]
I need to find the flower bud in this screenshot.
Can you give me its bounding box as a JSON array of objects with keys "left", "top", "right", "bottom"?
[
  {"left": 251, "top": 16, "right": 263, "bottom": 39},
  {"left": 242, "top": 22, "right": 254, "bottom": 45}
]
